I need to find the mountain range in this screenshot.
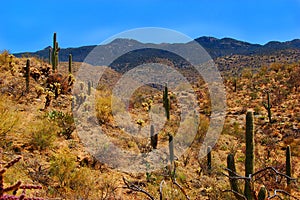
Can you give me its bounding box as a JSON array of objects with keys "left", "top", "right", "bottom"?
[{"left": 14, "top": 36, "right": 300, "bottom": 70}]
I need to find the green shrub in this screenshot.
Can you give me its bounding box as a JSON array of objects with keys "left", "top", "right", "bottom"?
[
  {"left": 29, "top": 119, "right": 57, "bottom": 150},
  {"left": 0, "top": 95, "right": 19, "bottom": 148},
  {"left": 47, "top": 110, "right": 75, "bottom": 139},
  {"left": 49, "top": 151, "right": 76, "bottom": 187}
]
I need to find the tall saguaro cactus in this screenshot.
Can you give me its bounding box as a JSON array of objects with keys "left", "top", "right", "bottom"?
[
  {"left": 25, "top": 59, "right": 30, "bottom": 93},
  {"left": 51, "top": 32, "right": 60, "bottom": 71},
  {"left": 244, "top": 111, "right": 254, "bottom": 200}
]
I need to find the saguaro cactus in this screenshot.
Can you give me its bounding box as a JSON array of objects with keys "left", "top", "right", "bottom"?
[
  {"left": 169, "top": 134, "right": 174, "bottom": 164},
  {"left": 150, "top": 124, "right": 158, "bottom": 149},
  {"left": 88, "top": 81, "right": 91, "bottom": 96},
  {"left": 207, "top": 146, "right": 212, "bottom": 172},
  {"left": 244, "top": 111, "right": 254, "bottom": 200},
  {"left": 51, "top": 33, "right": 60, "bottom": 71},
  {"left": 263, "top": 91, "right": 272, "bottom": 123},
  {"left": 68, "top": 54, "right": 72, "bottom": 74},
  {"left": 163, "top": 83, "right": 170, "bottom": 120},
  {"left": 25, "top": 59, "right": 30, "bottom": 93},
  {"left": 286, "top": 145, "right": 292, "bottom": 185},
  {"left": 227, "top": 154, "right": 243, "bottom": 200}
]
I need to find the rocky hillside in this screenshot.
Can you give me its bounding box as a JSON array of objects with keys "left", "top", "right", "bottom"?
[{"left": 0, "top": 50, "right": 300, "bottom": 199}]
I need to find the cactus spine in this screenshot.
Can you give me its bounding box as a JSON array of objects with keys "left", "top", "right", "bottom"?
[
  {"left": 244, "top": 111, "right": 254, "bottom": 200},
  {"left": 227, "top": 154, "right": 243, "bottom": 200},
  {"left": 25, "top": 59, "right": 30, "bottom": 93},
  {"left": 68, "top": 54, "right": 72, "bottom": 74},
  {"left": 286, "top": 145, "right": 292, "bottom": 185},
  {"left": 163, "top": 83, "right": 170, "bottom": 120},
  {"left": 207, "top": 146, "right": 212, "bottom": 172},
  {"left": 263, "top": 91, "right": 272, "bottom": 123},
  {"left": 150, "top": 124, "right": 158, "bottom": 149},
  {"left": 51, "top": 33, "right": 59, "bottom": 71}
]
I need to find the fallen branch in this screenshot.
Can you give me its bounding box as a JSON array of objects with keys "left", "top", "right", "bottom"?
[{"left": 123, "top": 177, "right": 156, "bottom": 200}]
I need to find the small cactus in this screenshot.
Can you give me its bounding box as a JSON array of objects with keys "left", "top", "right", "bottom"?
[
  {"left": 68, "top": 54, "right": 72, "bottom": 74},
  {"left": 25, "top": 59, "right": 30, "bottom": 93},
  {"left": 233, "top": 77, "right": 237, "bottom": 92},
  {"left": 244, "top": 111, "right": 254, "bottom": 200},
  {"left": 257, "top": 186, "right": 267, "bottom": 200},
  {"left": 286, "top": 145, "right": 292, "bottom": 185},
  {"left": 150, "top": 124, "right": 158, "bottom": 149},
  {"left": 0, "top": 155, "right": 43, "bottom": 199},
  {"left": 263, "top": 91, "right": 272, "bottom": 123},
  {"left": 88, "top": 81, "right": 91, "bottom": 96}
]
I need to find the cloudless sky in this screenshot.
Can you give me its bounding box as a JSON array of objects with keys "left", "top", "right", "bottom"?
[{"left": 0, "top": 0, "right": 299, "bottom": 53}]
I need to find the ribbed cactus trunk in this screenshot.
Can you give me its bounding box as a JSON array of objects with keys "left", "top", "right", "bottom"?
[
  {"left": 227, "top": 154, "right": 243, "bottom": 200},
  {"left": 286, "top": 145, "right": 292, "bottom": 185},
  {"left": 244, "top": 111, "right": 254, "bottom": 200},
  {"left": 25, "top": 59, "right": 30, "bottom": 93},
  {"left": 68, "top": 54, "right": 72, "bottom": 74},
  {"left": 150, "top": 124, "right": 158, "bottom": 149}
]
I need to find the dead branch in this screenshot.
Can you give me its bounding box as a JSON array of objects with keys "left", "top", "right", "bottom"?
[
  {"left": 159, "top": 180, "right": 164, "bottom": 200},
  {"left": 123, "top": 177, "right": 156, "bottom": 200},
  {"left": 172, "top": 178, "right": 190, "bottom": 200},
  {"left": 269, "top": 189, "right": 300, "bottom": 200}
]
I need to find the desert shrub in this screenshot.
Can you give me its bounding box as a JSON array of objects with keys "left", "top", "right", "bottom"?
[
  {"left": 49, "top": 151, "right": 77, "bottom": 187},
  {"left": 29, "top": 118, "right": 58, "bottom": 150},
  {"left": 47, "top": 110, "right": 75, "bottom": 139},
  {"left": 0, "top": 50, "right": 10, "bottom": 66},
  {"left": 0, "top": 95, "right": 19, "bottom": 148},
  {"left": 96, "top": 96, "right": 112, "bottom": 124},
  {"left": 95, "top": 92, "right": 122, "bottom": 125}
]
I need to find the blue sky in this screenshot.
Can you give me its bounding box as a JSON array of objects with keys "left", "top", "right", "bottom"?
[{"left": 1, "top": 0, "right": 300, "bottom": 53}]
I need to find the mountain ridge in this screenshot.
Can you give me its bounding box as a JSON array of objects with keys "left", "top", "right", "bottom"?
[{"left": 14, "top": 36, "right": 300, "bottom": 63}]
